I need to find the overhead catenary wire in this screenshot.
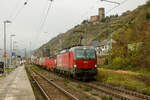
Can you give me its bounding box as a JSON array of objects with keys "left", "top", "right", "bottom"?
[
  {"left": 11, "top": 0, "right": 29, "bottom": 21},
  {"left": 34, "top": 0, "right": 54, "bottom": 49},
  {"left": 100, "top": 0, "right": 120, "bottom": 5},
  {"left": 38, "top": 0, "right": 53, "bottom": 33},
  {"left": 105, "top": 0, "right": 129, "bottom": 14},
  {"left": 74, "top": 0, "right": 100, "bottom": 26},
  {"left": 32, "top": 0, "right": 49, "bottom": 49},
  {"left": 8, "top": 0, "right": 23, "bottom": 20}
]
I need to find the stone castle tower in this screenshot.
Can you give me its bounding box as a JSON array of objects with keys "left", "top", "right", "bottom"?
[
  {"left": 90, "top": 8, "right": 105, "bottom": 23},
  {"left": 98, "top": 8, "right": 105, "bottom": 20}
]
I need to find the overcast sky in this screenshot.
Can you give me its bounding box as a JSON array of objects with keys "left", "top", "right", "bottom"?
[{"left": 0, "top": 0, "right": 148, "bottom": 53}]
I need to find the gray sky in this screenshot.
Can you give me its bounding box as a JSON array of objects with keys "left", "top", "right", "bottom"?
[{"left": 0, "top": 0, "right": 148, "bottom": 53}]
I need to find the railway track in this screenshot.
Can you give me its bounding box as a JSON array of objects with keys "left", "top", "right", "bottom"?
[
  {"left": 27, "top": 67, "right": 79, "bottom": 100},
  {"left": 55, "top": 71, "right": 150, "bottom": 100},
  {"left": 82, "top": 82, "right": 150, "bottom": 100},
  {"left": 31, "top": 65, "right": 150, "bottom": 100},
  {"left": 91, "top": 82, "right": 150, "bottom": 100}
]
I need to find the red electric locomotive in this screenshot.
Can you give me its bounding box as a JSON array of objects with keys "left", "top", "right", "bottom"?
[{"left": 55, "top": 46, "right": 97, "bottom": 80}]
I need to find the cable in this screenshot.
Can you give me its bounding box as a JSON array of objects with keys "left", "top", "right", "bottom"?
[
  {"left": 75, "top": 0, "right": 100, "bottom": 25},
  {"left": 100, "top": 0, "right": 120, "bottom": 5},
  {"left": 38, "top": 0, "right": 53, "bottom": 33},
  {"left": 11, "top": 0, "right": 29, "bottom": 21},
  {"left": 34, "top": 0, "right": 54, "bottom": 49},
  {"left": 32, "top": 0, "right": 49, "bottom": 49},
  {"left": 8, "top": 0, "right": 23, "bottom": 20},
  {"left": 105, "top": 0, "right": 129, "bottom": 14}
]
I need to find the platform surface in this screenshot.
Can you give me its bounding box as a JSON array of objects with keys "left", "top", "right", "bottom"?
[{"left": 0, "top": 65, "right": 35, "bottom": 100}]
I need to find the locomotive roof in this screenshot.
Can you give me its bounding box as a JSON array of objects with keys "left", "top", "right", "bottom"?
[
  {"left": 58, "top": 46, "right": 95, "bottom": 54},
  {"left": 69, "top": 46, "right": 95, "bottom": 51}
]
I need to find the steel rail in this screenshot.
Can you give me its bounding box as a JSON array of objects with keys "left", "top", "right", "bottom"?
[
  {"left": 45, "top": 70, "right": 131, "bottom": 100},
  {"left": 82, "top": 83, "right": 130, "bottom": 100},
  {"left": 53, "top": 70, "right": 150, "bottom": 100},
  {"left": 51, "top": 72, "right": 145, "bottom": 100},
  {"left": 31, "top": 67, "right": 79, "bottom": 100},
  {"left": 26, "top": 67, "right": 51, "bottom": 100},
  {"left": 32, "top": 76, "right": 51, "bottom": 100},
  {"left": 33, "top": 65, "right": 150, "bottom": 100},
  {"left": 97, "top": 83, "right": 150, "bottom": 100}
]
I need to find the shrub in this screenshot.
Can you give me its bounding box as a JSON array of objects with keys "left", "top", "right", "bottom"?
[
  {"left": 104, "top": 57, "right": 109, "bottom": 65},
  {"left": 112, "top": 57, "right": 126, "bottom": 69},
  {"left": 146, "top": 12, "right": 150, "bottom": 19}
]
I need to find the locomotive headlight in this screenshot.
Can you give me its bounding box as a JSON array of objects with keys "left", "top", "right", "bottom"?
[
  {"left": 95, "top": 64, "right": 97, "bottom": 68},
  {"left": 73, "top": 63, "right": 77, "bottom": 68}
]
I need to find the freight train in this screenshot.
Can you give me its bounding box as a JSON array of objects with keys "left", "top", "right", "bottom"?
[{"left": 31, "top": 46, "right": 97, "bottom": 80}]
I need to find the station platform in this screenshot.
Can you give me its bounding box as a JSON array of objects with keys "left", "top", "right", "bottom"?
[{"left": 0, "top": 65, "right": 35, "bottom": 100}]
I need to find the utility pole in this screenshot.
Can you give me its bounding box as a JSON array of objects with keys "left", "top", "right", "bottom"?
[
  {"left": 100, "top": 0, "right": 120, "bottom": 64},
  {"left": 73, "top": 30, "right": 84, "bottom": 46},
  {"left": 24, "top": 48, "right": 26, "bottom": 59},
  {"left": 3, "top": 20, "right": 11, "bottom": 73},
  {"left": 29, "top": 41, "right": 31, "bottom": 58},
  {"left": 10, "top": 34, "right": 16, "bottom": 66},
  {"left": 85, "top": 20, "right": 88, "bottom": 46}
]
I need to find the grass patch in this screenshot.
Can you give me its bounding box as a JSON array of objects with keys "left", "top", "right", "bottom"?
[
  {"left": 0, "top": 74, "right": 3, "bottom": 77},
  {"left": 76, "top": 84, "right": 82, "bottom": 88},
  {"left": 91, "top": 91, "right": 98, "bottom": 96},
  {"left": 6, "top": 67, "right": 16, "bottom": 74},
  {"left": 101, "top": 96, "right": 112, "bottom": 100},
  {"left": 84, "top": 94, "right": 90, "bottom": 99},
  {"left": 82, "top": 86, "right": 92, "bottom": 91},
  {"left": 97, "top": 68, "right": 150, "bottom": 95},
  {"left": 63, "top": 78, "right": 69, "bottom": 86}
]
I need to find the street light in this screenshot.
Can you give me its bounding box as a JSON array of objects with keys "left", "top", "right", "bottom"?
[
  {"left": 10, "top": 34, "right": 16, "bottom": 66},
  {"left": 3, "top": 20, "right": 11, "bottom": 73}
]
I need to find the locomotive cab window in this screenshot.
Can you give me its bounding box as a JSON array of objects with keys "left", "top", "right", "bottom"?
[
  {"left": 85, "top": 49, "right": 96, "bottom": 60},
  {"left": 74, "top": 49, "right": 96, "bottom": 60},
  {"left": 75, "top": 49, "right": 85, "bottom": 60}
]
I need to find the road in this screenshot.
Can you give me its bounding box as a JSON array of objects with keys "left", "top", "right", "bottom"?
[{"left": 0, "top": 65, "right": 35, "bottom": 100}]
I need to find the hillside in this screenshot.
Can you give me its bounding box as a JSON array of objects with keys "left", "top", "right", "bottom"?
[{"left": 34, "top": 1, "right": 150, "bottom": 70}]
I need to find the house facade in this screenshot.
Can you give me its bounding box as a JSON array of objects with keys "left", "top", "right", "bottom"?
[
  {"left": 94, "top": 39, "right": 116, "bottom": 65},
  {"left": 96, "top": 39, "right": 116, "bottom": 57}
]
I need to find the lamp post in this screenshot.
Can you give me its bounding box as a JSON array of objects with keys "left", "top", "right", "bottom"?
[
  {"left": 3, "top": 20, "right": 11, "bottom": 73},
  {"left": 12, "top": 41, "right": 18, "bottom": 57},
  {"left": 10, "top": 34, "right": 16, "bottom": 66}
]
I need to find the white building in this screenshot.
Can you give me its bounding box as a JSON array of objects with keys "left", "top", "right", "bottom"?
[{"left": 96, "top": 39, "right": 116, "bottom": 57}]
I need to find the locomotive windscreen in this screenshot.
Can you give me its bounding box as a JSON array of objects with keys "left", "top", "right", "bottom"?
[{"left": 74, "top": 49, "right": 96, "bottom": 60}]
